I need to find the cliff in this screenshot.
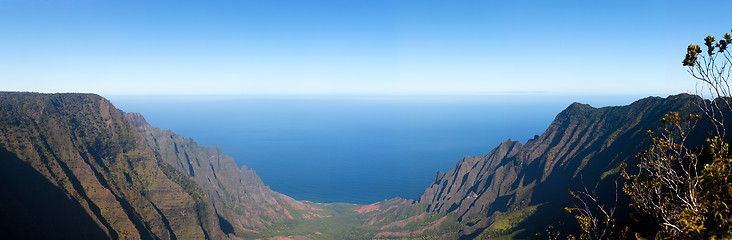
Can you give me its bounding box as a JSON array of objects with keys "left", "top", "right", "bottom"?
[
  {"left": 123, "top": 112, "right": 329, "bottom": 234},
  {"left": 0, "top": 92, "right": 225, "bottom": 239}
]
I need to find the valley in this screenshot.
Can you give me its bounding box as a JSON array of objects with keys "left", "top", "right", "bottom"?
[{"left": 0, "top": 92, "right": 719, "bottom": 239}]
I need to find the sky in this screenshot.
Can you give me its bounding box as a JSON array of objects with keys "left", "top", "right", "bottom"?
[{"left": 1, "top": 0, "right": 731, "bottom": 96}]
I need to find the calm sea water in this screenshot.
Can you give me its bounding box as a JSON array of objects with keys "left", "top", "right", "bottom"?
[{"left": 108, "top": 94, "right": 643, "bottom": 204}]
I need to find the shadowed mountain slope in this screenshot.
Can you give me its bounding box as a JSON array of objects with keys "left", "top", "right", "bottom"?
[{"left": 0, "top": 92, "right": 225, "bottom": 239}]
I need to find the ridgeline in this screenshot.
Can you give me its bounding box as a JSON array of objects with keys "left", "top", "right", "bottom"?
[{"left": 0, "top": 92, "right": 720, "bottom": 239}]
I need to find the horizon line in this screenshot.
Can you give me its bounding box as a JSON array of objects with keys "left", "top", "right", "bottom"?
[{"left": 1, "top": 90, "right": 683, "bottom": 98}]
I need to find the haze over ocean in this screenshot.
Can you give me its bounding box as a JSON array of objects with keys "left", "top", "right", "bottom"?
[
  {"left": 109, "top": 94, "right": 644, "bottom": 204},
  {"left": 4, "top": 0, "right": 727, "bottom": 202}
]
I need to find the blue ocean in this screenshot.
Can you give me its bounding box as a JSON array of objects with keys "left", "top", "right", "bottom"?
[{"left": 108, "top": 94, "right": 643, "bottom": 204}]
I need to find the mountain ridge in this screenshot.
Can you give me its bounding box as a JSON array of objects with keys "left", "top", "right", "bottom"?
[
  {"left": 360, "top": 93, "right": 721, "bottom": 239},
  {"left": 0, "top": 92, "right": 225, "bottom": 239},
  {"left": 123, "top": 110, "right": 331, "bottom": 234},
  {"left": 0, "top": 92, "right": 721, "bottom": 239}
]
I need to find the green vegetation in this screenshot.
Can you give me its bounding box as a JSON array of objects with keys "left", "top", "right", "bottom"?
[
  {"left": 239, "top": 203, "right": 379, "bottom": 240},
  {"left": 478, "top": 205, "right": 539, "bottom": 239},
  {"left": 599, "top": 166, "right": 622, "bottom": 180}
]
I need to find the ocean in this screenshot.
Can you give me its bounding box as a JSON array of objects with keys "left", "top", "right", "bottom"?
[{"left": 108, "top": 94, "right": 644, "bottom": 204}]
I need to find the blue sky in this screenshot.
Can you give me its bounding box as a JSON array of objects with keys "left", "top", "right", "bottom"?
[{"left": 1, "top": 0, "right": 730, "bottom": 95}]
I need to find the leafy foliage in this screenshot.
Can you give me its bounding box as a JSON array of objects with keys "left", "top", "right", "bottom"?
[
  {"left": 698, "top": 137, "right": 732, "bottom": 236},
  {"left": 619, "top": 28, "right": 732, "bottom": 239},
  {"left": 621, "top": 112, "right": 707, "bottom": 238},
  {"left": 621, "top": 115, "right": 732, "bottom": 239},
  {"left": 564, "top": 181, "right": 626, "bottom": 240},
  {"left": 565, "top": 28, "right": 732, "bottom": 240}
]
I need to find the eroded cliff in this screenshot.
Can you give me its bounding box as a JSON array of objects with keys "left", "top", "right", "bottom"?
[{"left": 0, "top": 92, "right": 224, "bottom": 239}]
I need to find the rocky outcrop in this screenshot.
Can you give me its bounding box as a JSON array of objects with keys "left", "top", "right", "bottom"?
[
  {"left": 0, "top": 92, "right": 225, "bottom": 239},
  {"left": 123, "top": 111, "right": 328, "bottom": 233}
]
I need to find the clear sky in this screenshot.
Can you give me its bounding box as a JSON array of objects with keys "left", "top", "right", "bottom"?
[{"left": 1, "top": 0, "right": 730, "bottom": 95}]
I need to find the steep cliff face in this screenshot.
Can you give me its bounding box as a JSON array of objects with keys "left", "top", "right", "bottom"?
[
  {"left": 419, "top": 139, "right": 523, "bottom": 217},
  {"left": 123, "top": 112, "right": 328, "bottom": 233},
  {"left": 0, "top": 92, "right": 224, "bottom": 239},
  {"left": 367, "top": 94, "right": 716, "bottom": 238}
]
